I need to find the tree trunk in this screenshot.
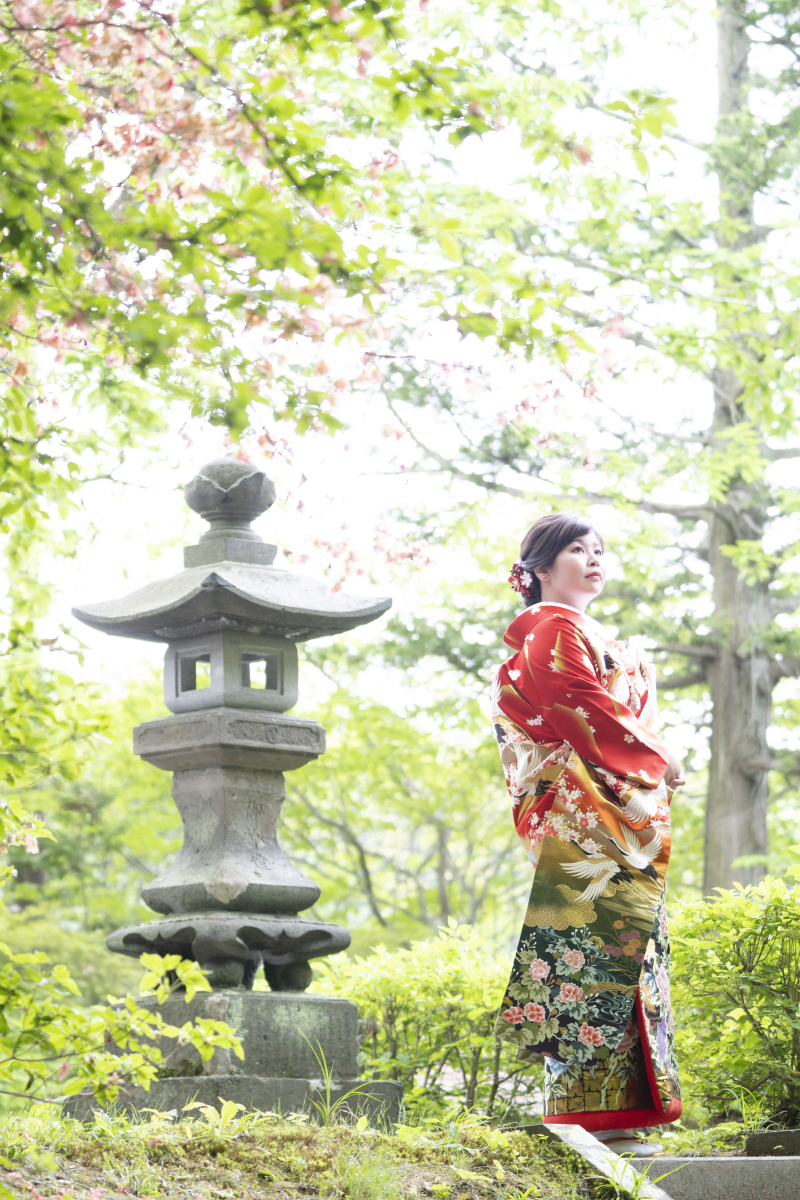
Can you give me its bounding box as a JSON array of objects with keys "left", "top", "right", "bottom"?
[
  {"left": 704, "top": 376, "right": 772, "bottom": 893},
  {"left": 703, "top": 5, "right": 772, "bottom": 892}
]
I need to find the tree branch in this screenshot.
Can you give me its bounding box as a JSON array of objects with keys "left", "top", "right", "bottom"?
[
  {"left": 579, "top": 96, "right": 709, "bottom": 151},
  {"left": 655, "top": 644, "right": 719, "bottom": 659},
  {"left": 771, "top": 656, "right": 800, "bottom": 682},
  {"left": 658, "top": 672, "right": 707, "bottom": 689},
  {"left": 288, "top": 786, "right": 388, "bottom": 927},
  {"left": 387, "top": 397, "right": 720, "bottom": 522}
]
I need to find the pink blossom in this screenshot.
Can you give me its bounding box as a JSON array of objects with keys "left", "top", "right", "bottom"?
[
  {"left": 523, "top": 1003, "right": 546, "bottom": 1024},
  {"left": 659, "top": 905, "right": 669, "bottom": 941},
  {"left": 577, "top": 1023, "right": 605, "bottom": 1047},
  {"left": 529, "top": 958, "right": 549, "bottom": 980},
  {"left": 562, "top": 948, "right": 585, "bottom": 972},
  {"left": 558, "top": 983, "right": 584, "bottom": 1003},
  {"left": 656, "top": 964, "right": 671, "bottom": 1006},
  {"left": 23, "top": 833, "right": 39, "bottom": 855},
  {"left": 502, "top": 1006, "right": 525, "bottom": 1025}
]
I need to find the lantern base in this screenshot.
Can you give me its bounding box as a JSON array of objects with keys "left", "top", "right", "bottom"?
[
  {"left": 107, "top": 912, "right": 350, "bottom": 990},
  {"left": 63, "top": 990, "right": 402, "bottom": 1127}
]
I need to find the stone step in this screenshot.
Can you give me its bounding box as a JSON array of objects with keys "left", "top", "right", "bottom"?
[
  {"left": 746, "top": 1129, "right": 800, "bottom": 1157},
  {"left": 64, "top": 1075, "right": 401, "bottom": 1127},
  {"left": 631, "top": 1156, "right": 800, "bottom": 1200}
]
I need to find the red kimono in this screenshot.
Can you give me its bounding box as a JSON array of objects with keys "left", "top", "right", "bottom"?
[{"left": 491, "top": 602, "right": 681, "bottom": 1130}]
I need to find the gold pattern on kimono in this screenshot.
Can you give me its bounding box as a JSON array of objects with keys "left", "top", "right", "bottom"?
[
  {"left": 526, "top": 885, "right": 598, "bottom": 931},
  {"left": 546, "top": 1040, "right": 653, "bottom": 1117},
  {"left": 582, "top": 982, "right": 638, "bottom": 997}
]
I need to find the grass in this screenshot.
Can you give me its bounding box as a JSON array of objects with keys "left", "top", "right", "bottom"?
[
  {"left": 0, "top": 1104, "right": 607, "bottom": 1200},
  {"left": 658, "top": 1120, "right": 749, "bottom": 1157}
]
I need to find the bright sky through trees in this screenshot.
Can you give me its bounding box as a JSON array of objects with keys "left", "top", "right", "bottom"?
[{"left": 49, "top": 1, "right": 722, "bottom": 695}]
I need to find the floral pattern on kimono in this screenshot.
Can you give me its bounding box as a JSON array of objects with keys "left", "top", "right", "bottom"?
[{"left": 490, "top": 602, "right": 681, "bottom": 1126}]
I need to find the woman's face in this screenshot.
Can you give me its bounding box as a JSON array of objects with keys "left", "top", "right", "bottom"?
[{"left": 535, "top": 532, "right": 605, "bottom": 611}]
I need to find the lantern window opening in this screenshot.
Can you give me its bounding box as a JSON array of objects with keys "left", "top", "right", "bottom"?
[
  {"left": 178, "top": 652, "right": 211, "bottom": 693},
  {"left": 242, "top": 651, "right": 283, "bottom": 693}
]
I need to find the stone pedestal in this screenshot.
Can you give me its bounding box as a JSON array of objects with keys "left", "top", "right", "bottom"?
[{"left": 64, "top": 991, "right": 401, "bottom": 1124}]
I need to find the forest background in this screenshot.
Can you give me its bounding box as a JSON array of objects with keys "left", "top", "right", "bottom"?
[{"left": 3, "top": 0, "right": 800, "bottom": 1020}]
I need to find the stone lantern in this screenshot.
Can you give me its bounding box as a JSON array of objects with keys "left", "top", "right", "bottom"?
[{"left": 69, "top": 457, "right": 401, "bottom": 1119}]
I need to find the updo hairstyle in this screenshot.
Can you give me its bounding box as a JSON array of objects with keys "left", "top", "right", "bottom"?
[{"left": 510, "top": 513, "right": 603, "bottom": 607}]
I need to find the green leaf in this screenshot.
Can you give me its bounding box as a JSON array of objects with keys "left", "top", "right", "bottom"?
[{"left": 440, "top": 234, "right": 461, "bottom": 262}]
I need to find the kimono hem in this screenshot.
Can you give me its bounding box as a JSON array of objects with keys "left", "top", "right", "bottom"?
[{"left": 490, "top": 603, "right": 682, "bottom": 1128}]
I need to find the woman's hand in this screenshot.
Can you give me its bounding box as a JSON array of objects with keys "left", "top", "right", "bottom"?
[{"left": 664, "top": 748, "right": 685, "bottom": 788}]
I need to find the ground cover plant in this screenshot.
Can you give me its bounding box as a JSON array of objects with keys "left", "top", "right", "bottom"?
[
  {"left": 0, "top": 1104, "right": 596, "bottom": 1200},
  {"left": 659, "top": 1122, "right": 748, "bottom": 1159}
]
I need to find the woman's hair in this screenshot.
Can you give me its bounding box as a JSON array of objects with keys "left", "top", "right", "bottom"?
[{"left": 509, "top": 513, "right": 603, "bottom": 607}]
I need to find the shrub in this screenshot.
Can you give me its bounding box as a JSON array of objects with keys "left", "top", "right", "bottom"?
[
  {"left": 672, "top": 875, "right": 800, "bottom": 1124},
  {"left": 314, "top": 923, "right": 541, "bottom": 1121},
  {"left": 0, "top": 948, "right": 241, "bottom": 1106}
]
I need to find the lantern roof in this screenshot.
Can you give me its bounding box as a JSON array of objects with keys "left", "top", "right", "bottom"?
[{"left": 72, "top": 457, "right": 392, "bottom": 643}]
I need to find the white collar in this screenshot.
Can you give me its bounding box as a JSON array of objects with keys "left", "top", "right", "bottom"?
[
  {"left": 528, "top": 601, "right": 609, "bottom": 643},
  {"left": 528, "top": 601, "right": 584, "bottom": 615}
]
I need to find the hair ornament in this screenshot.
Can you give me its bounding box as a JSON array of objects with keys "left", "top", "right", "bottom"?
[{"left": 508, "top": 562, "right": 534, "bottom": 595}]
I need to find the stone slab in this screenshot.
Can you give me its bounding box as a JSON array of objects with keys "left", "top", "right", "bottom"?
[
  {"left": 134, "top": 708, "right": 326, "bottom": 772},
  {"left": 746, "top": 1128, "right": 800, "bottom": 1156},
  {"left": 63, "top": 1075, "right": 401, "bottom": 1128},
  {"left": 126, "top": 990, "right": 362, "bottom": 1080},
  {"left": 631, "top": 1156, "right": 800, "bottom": 1200}
]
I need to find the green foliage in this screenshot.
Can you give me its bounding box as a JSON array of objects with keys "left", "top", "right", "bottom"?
[
  {"left": 298, "top": 1032, "right": 380, "bottom": 1128},
  {"left": 0, "top": 922, "right": 141, "bottom": 1010},
  {"left": 672, "top": 875, "right": 800, "bottom": 1124},
  {"left": 354, "top": 0, "right": 800, "bottom": 894},
  {"left": 314, "top": 924, "right": 542, "bottom": 1120},
  {"left": 4, "top": 675, "right": 177, "bottom": 940},
  {"left": 0, "top": 0, "right": 638, "bottom": 444},
  {"left": 0, "top": 630, "right": 110, "bottom": 895},
  {"left": 0, "top": 948, "right": 240, "bottom": 1106}
]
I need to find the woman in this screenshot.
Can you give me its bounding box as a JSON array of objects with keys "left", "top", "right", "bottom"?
[{"left": 491, "top": 513, "right": 683, "bottom": 1155}]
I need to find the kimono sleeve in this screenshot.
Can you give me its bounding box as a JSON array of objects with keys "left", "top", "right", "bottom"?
[{"left": 517, "top": 616, "right": 669, "bottom": 789}]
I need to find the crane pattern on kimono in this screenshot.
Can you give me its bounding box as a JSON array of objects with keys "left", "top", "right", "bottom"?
[{"left": 561, "top": 828, "right": 663, "bottom": 901}]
